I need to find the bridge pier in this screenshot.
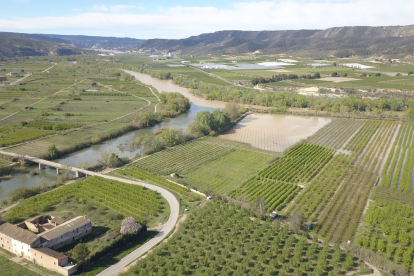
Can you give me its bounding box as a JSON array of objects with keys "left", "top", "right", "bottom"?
[
  {"left": 39, "top": 164, "right": 46, "bottom": 170},
  {"left": 56, "top": 168, "right": 60, "bottom": 174},
  {"left": 75, "top": 171, "right": 85, "bottom": 178}
]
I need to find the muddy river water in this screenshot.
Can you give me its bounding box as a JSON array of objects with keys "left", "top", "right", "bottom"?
[{"left": 0, "top": 71, "right": 330, "bottom": 202}]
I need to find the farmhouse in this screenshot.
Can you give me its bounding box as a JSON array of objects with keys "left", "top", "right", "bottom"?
[
  {"left": 9, "top": 72, "right": 21, "bottom": 76},
  {"left": 181, "top": 61, "right": 191, "bottom": 64},
  {"left": 0, "top": 76, "right": 7, "bottom": 81},
  {"left": 0, "top": 215, "right": 91, "bottom": 275}
]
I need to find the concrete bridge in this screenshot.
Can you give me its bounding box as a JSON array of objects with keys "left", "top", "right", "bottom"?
[{"left": 0, "top": 151, "right": 92, "bottom": 178}]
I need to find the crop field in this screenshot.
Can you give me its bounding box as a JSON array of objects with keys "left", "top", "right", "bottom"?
[
  {"left": 307, "top": 119, "right": 365, "bottom": 149},
  {"left": 231, "top": 178, "right": 300, "bottom": 212},
  {"left": 229, "top": 144, "right": 333, "bottom": 211},
  {"left": 4, "top": 140, "right": 52, "bottom": 157},
  {"left": 133, "top": 138, "right": 241, "bottom": 175},
  {"left": 2, "top": 176, "right": 165, "bottom": 224},
  {"left": 0, "top": 129, "right": 55, "bottom": 146},
  {"left": 380, "top": 122, "right": 414, "bottom": 193},
  {"left": 0, "top": 58, "right": 159, "bottom": 153},
  {"left": 212, "top": 72, "right": 252, "bottom": 81},
  {"left": 183, "top": 149, "right": 275, "bottom": 194},
  {"left": 355, "top": 197, "right": 414, "bottom": 269},
  {"left": 258, "top": 144, "right": 334, "bottom": 183},
  {"left": 123, "top": 200, "right": 364, "bottom": 276},
  {"left": 114, "top": 167, "right": 190, "bottom": 196},
  {"left": 316, "top": 121, "right": 398, "bottom": 243}
]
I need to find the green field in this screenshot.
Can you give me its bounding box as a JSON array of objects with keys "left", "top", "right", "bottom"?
[
  {"left": 132, "top": 136, "right": 277, "bottom": 193},
  {"left": 0, "top": 254, "right": 51, "bottom": 276},
  {"left": 212, "top": 72, "right": 252, "bottom": 81},
  {"left": 184, "top": 149, "right": 275, "bottom": 194}
]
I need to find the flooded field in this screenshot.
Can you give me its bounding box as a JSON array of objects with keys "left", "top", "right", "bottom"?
[{"left": 219, "top": 114, "right": 331, "bottom": 152}]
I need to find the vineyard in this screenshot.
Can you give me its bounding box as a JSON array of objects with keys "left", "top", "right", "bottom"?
[
  {"left": 123, "top": 200, "right": 363, "bottom": 276},
  {"left": 380, "top": 122, "right": 414, "bottom": 193},
  {"left": 133, "top": 137, "right": 273, "bottom": 177},
  {"left": 2, "top": 176, "right": 164, "bottom": 224},
  {"left": 355, "top": 199, "right": 414, "bottom": 270},
  {"left": 316, "top": 121, "right": 398, "bottom": 243},
  {"left": 227, "top": 143, "right": 334, "bottom": 211},
  {"left": 258, "top": 144, "right": 334, "bottom": 183},
  {"left": 0, "top": 125, "right": 17, "bottom": 134},
  {"left": 230, "top": 177, "right": 300, "bottom": 212},
  {"left": 307, "top": 119, "right": 365, "bottom": 149},
  {"left": 0, "top": 129, "right": 55, "bottom": 146},
  {"left": 114, "top": 167, "right": 190, "bottom": 196}
]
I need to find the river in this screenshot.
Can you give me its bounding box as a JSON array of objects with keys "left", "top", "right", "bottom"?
[{"left": 0, "top": 72, "right": 221, "bottom": 202}]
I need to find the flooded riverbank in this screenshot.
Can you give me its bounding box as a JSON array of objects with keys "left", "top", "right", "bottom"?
[{"left": 219, "top": 113, "right": 331, "bottom": 152}]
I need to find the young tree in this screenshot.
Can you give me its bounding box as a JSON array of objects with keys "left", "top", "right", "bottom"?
[
  {"left": 47, "top": 144, "right": 60, "bottom": 159},
  {"left": 72, "top": 243, "right": 90, "bottom": 264},
  {"left": 223, "top": 102, "right": 241, "bottom": 122}
]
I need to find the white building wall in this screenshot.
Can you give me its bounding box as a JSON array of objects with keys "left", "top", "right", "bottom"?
[{"left": 12, "top": 238, "right": 32, "bottom": 260}]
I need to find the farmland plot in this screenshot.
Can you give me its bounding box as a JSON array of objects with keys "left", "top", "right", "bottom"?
[
  {"left": 183, "top": 150, "right": 274, "bottom": 194},
  {"left": 230, "top": 144, "right": 333, "bottom": 211},
  {"left": 355, "top": 195, "right": 414, "bottom": 270},
  {"left": 124, "top": 200, "right": 364, "bottom": 276},
  {"left": 316, "top": 121, "right": 398, "bottom": 243},
  {"left": 307, "top": 119, "right": 365, "bottom": 149},
  {"left": 380, "top": 122, "right": 414, "bottom": 193}
]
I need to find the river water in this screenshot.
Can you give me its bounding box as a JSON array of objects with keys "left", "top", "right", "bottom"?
[{"left": 0, "top": 72, "right": 221, "bottom": 202}]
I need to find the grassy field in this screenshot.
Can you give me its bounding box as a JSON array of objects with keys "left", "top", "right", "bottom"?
[
  {"left": 0, "top": 254, "right": 48, "bottom": 276},
  {"left": 183, "top": 149, "right": 275, "bottom": 194},
  {"left": 212, "top": 72, "right": 252, "bottom": 81}
]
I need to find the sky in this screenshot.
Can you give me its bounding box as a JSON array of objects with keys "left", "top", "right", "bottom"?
[{"left": 1, "top": 0, "right": 414, "bottom": 39}]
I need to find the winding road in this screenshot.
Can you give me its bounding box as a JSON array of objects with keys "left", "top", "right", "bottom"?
[{"left": 0, "top": 150, "right": 180, "bottom": 276}]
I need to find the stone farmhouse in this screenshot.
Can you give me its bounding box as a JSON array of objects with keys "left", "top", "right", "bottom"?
[{"left": 0, "top": 214, "right": 91, "bottom": 276}]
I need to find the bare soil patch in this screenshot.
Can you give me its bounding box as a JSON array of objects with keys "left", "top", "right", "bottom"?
[
  {"left": 319, "top": 77, "right": 361, "bottom": 83},
  {"left": 267, "top": 69, "right": 291, "bottom": 73}
]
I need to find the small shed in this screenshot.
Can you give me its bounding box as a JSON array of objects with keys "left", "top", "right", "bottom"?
[
  {"left": 181, "top": 61, "right": 191, "bottom": 64},
  {"left": 0, "top": 76, "right": 7, "bottom": 82}
]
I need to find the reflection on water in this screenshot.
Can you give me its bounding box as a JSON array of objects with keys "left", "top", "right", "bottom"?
[{"left": 0, "top": 166, "right": 59, "bottom": 202}]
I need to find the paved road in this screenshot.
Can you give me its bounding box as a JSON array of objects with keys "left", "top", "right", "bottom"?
[{"left": 0, "top": 151, "right": 180, "bottom": 276}]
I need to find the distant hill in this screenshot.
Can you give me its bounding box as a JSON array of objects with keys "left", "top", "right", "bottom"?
[
  {"left": 0, "top": 33, "right": 83, "bottom": 58},
  {"left": 139, "top": 25, "right": 414, "bottom": 58},
  {"left": 2, "top": 32, "right": 145, "bottom": 50}
]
